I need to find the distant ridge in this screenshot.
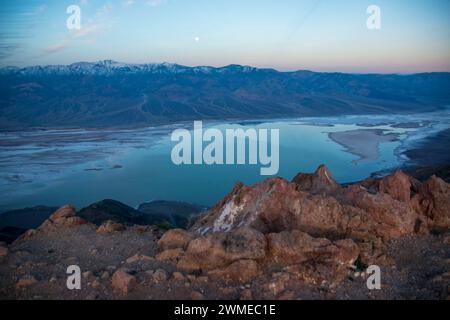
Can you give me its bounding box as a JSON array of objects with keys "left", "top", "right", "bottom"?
[
  {"left": 0, "top": 60, "right": 269, "bottom": 76},
  {"left": 2, "top": 60, "right": 450, "bottom": 76},
  {"left": 1, "top": 60, "right": 450, "bottom": 128}
]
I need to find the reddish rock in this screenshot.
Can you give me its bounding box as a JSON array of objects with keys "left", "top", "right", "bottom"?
[
  {"left": 265, "top": 272, "right": 290, "bottom": 297},
  {"left": 97, "top": 220, "right": 125, "bottom": 233},
  {"left": 379, "top": 170, "right": 412, "bottom": 202},
  {"left": 277, "top": 291, "right": 296, "bottom": 300},
  {"left": 125, "top": 254, "right": 154, "bottom": 264},
  {"left": 412, "top": 175, "right": 450, "bottom": 232},
  {"left": 177, "top": 228, "right": 266, "bottom": 272},
  {"left": 192, "top": 176, "right": 350, "bottom": 237},
  {"left": 10, "top": 205, "right": 88, "bottom": 241},
  {"left": 16, "top": 275, "right": 38, "bottom": 288},
  {"left": 190, "top": 165, "right": 449, "bottom": 243},
  {"left": 190, "top": 291, "right": 205, "bottom": 300},
  {"left": 15, "top": 229, "right": 37, "bottom": 242},
  {"left": 49, "top": 205, "right": 77, "bottom": 221},
  {"left": 342, "top": 185, "right": 417, "bottom": 240},
  {"left": 186, "top": 165, "right": 450, "bottom": 288},
  {"left": 0, "top": 245, "right": 8, "bottom": 258},
  {"left": 292, "top": 164, "right": 341, "bottom": 195},
  {"left": 240, "top": 289, "right": 253, "bottom": 300},
  {"left": 171, "top": 272, "right": 185, "bottom": 281},
  {"left": 156, "top": 248, "right": 184, "bottom": 261},
  {"left": 157, "top": 229, "right": 194, "bottom": 251},
  {"left": 61, "top": 216, "right": 87, "bottom": 226},
  {"left": 208, "top": 259, "right": 259, "bottom": 283},
  {"left": 265, "top": 230, "right": 359, "bottom": 267},
  {"left": 111, "top": 269, "right": 136, "bottom": 294}
]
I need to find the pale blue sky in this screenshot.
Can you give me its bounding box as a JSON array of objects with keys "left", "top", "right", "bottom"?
[{"left": 1, "top": 0, "right": 449, "bottom": 72}]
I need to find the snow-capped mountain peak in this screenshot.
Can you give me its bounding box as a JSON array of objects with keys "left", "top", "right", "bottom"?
[{"left": 0, "top": 61, "right": 269, "bottom": 76}]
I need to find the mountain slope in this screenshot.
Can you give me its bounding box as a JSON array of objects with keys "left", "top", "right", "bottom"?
[{"left": 1, "top": 61, "right": 449, "bottom": 128}]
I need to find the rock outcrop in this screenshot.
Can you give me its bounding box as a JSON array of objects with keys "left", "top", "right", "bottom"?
[
  {"left": 412, "top": 175, "right": 450, "bottom": 233},
  {"left": 292, "top": 164, "right": 341, "bottom": 195},
  {"left": 193, "top": 165, "right": 449, "bottom": 237},
  {"left": 157, "top": 229, "right": 195, "bottom": 251},
  {"left": 265, "top": 230, "right": 359, "bottom": 267},
  {"left": 16, "top": 205, "right": 87, "bottom": 242},
  {"left": 378, "top": 170, "right": 413, "bottom": 202},
  {"left": 187, "top": 165, "right": 449, "bottom": 278}
]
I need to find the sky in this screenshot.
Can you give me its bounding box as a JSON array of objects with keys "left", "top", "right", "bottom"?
[{"left": 0, "top": 0, "right": 449, "bottom": 73}]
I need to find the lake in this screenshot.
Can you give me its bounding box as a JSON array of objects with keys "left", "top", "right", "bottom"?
[{"left": 1, "top": 111, "right": 449, "bottom": 211}]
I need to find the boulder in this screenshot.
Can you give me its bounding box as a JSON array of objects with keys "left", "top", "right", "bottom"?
[
  {"left": 208, "top": 259, "right": 259, "bottom": 283},
  {"left": 177, "top": 227, "right": 266, "bottom": 272},
  {"left": 156, "top": 248, "right": 184, "bottom": 261},
  {"left": 157, "top": 229, "right": 194, "bottom": 251},
  {"left": 16, "top": 275, "right": 38, "bottom": 288},
  {"left": 38, "top": 205, "right": 87, "bottom": 231},
  {"left": 111, "top": 269, "right": 136, "bottom": 294},
  {"left": 265, "top": 230, "right": 359, "bottom": 267}
]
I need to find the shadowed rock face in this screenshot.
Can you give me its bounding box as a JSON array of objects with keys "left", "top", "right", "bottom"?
[
  {"left": 78, "top": 199, "right": 204, "bottom": 228},
  {"left": 0, "top": 206, "right": 58, "bottom": 243},
  {"left": 78, "top": 200, "right": 149, "bottom": 226}
]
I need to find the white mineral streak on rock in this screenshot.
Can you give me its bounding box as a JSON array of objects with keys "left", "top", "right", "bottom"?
[{"left": 212, "top": 197, "right": 244, "bottom": 232}]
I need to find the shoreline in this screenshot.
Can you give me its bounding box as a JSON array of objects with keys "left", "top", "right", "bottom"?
[{"left": 404, "top": 128, "right": 450, "bottom": 167}]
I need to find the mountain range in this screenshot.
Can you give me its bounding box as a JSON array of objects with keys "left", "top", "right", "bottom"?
[{"left": 1, "top": 60, "right": 450, "bottom": 128}]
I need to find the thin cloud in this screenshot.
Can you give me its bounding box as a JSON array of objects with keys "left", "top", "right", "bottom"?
[
  {"left": 42, "top": 3, "right": 112, "bottom": 56},
  {"left": 73, "top": 23, "right": 106, "bottom": 38},
  {"left": 44, "top": 43, "right": 66, "bottom": 54}
]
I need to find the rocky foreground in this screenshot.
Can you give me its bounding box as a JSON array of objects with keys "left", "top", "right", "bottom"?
[{"left": 0, "top": 165, "right": 449, "bottom": 300}]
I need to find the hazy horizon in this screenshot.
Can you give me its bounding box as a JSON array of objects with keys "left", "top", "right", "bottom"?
[{"left": 1, "top": 0, "right": 449, "bottom": 73}]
